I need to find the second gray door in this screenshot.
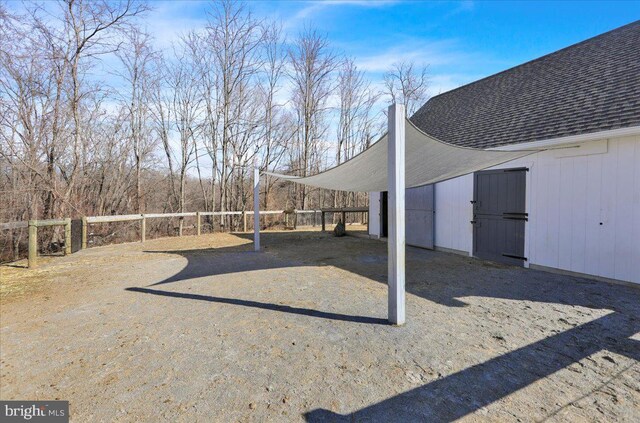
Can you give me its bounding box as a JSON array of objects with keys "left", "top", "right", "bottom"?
[{"left": 406, "top": 184, "right": 434, "bottom": 249}]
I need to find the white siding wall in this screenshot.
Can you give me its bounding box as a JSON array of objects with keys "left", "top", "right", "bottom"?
[{"left": 432, "top": 135, "right": 640, "bottom": 284}]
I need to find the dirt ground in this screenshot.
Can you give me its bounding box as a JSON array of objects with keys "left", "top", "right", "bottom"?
[{"left": 1, "top": 228, "right": 639, "bottom": 422}]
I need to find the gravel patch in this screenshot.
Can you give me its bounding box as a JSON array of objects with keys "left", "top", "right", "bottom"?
[{"left": 1, "top": 230, "right": 638, "bottom": 422}]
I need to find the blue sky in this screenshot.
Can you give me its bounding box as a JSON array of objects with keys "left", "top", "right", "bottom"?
[{"left": 146, "top": 0, "right": 640, "bottom": 95}]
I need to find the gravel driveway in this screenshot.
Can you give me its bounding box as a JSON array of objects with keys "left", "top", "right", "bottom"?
[{"left": 1, "top": 230, "right": 638, "bottom": 422}]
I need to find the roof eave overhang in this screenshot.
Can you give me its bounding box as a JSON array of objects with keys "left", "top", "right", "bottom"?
[{"left": 488, "top": 125, "right": 640, "bottom": 151}]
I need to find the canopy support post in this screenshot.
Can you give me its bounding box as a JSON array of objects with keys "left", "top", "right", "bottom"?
[
  {"left": 254, "top": 166, "right": 261, "bottom": 252},
  {"left": 388, "top": 103, "right": 406, "bottom": 325}
]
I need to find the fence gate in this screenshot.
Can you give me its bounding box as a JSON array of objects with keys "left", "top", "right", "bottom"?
[
  {"left": 71, "top": 219, "right": 83, "bottom": 253},
  {"left": 472, "top": 168, "right": 527, "bottom": 266}
]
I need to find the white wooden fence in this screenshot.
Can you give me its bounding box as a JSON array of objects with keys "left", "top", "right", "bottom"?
[{"left": 2, "top": 209, "right": 343, "bottom": 269}]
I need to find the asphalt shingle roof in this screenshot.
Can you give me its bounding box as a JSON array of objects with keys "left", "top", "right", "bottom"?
[{"left": 410, "top": 21, "right": 640, "bottom": 148}]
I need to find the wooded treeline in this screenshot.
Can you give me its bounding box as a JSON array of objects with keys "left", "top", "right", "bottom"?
[{"left": 0, "top": 0, "right": 429, "bottom": 255}]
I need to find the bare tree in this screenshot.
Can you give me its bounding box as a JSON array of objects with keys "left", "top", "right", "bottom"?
[
  {"left": 1, "top": 0, "right": 392, "bottom": 261},
  {"left": 383, "top": 60, "right": 429, "bottom": 116},
  {"left": 167, "top": 50, "right": 201, "bottom": 222},
  {"left": 149, "top": 55, "right": 179, "bottom": 210},
  {"left": 288, "top": 27, "right": 337, "bottom": 209},
  {"left": 257, "top": 21, "right": 290, "bottom": 210},
  {"left": 115, "top": 28, "right": 159, "bottom": 213},
  {"left": 1, "top": 5, "right": 70, "bottom": 223},
  {"left": 205, "top": 0, "right": 264, "bottom": 225},
  {"left": 64, "top": 0, "right": 150, "bottom": 215},
  {"left": 335, "top": 57, "right": 381, "bottom": 208},
  {"left": 336, "top": 57, "right": 381, "bottom": 164},
  {"left": 183, "top": 31, "right": 219, "bottom": 213}
]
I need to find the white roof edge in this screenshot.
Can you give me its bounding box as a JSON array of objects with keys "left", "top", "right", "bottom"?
[{"left": 488, "top": 125, "right": 640, "bottom": 151}]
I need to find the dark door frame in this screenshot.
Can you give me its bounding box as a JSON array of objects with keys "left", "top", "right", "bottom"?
[{"left": 381, "top": 191, "right": 388, "bottom": 238}]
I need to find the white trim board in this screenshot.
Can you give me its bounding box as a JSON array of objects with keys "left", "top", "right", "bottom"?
[{"left": 489, "top": 126, "right": 640, "bottom": 151}]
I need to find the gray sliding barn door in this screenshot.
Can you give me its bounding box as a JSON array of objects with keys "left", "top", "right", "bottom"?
[
  {"left": 406, "top": 184, "right": 434, "bottom": 249},
  {"left": 473, "top": 168, "right": 527, "bottom": 266}
]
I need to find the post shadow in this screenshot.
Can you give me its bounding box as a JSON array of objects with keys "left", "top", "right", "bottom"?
[{"left": 126, "top": 287, "right": 387, "bottom": 325}]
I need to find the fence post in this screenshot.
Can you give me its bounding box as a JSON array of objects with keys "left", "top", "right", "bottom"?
[
  {"left": 253, "top": 166, "right": 260, "bottom": 251},
  {"left": 82, "top": 217, "right": 87, "bottom": 249},
  {"left": 196, "top": 212, "right": 201, "bottom": 236},
  {"left": 179, "top": 218, "right": 183, "bottom": 237},
  {"left": 141, "top": 215, "right": 146, "bottom": 243},
  {"left": 321, "top": 212, "right": 325, "bottom": 231},
  {"left": 64, "top": 218, "right": 71, "bottom": 255},
  {"left": 28, "top": 220, "right": 37, "bottom": 268}
]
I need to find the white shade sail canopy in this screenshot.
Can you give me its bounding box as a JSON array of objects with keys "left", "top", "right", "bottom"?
[{"left": 266, "top": 118, "right": 538, "bottom": 192}]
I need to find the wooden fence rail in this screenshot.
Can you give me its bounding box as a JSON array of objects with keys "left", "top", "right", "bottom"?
[
  {"left": 1, "top": 208, "right": 367, "bottom": 269},
  {"left": 0, "top": 221, "right": 28, "bottom": 231}
]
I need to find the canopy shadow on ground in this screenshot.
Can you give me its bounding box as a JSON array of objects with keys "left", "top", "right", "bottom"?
[
  {"left": 142, "top": 231, "right": 637, "bottom": 312},
  {"left": 126, "top": 231, "right": 639, "bottom": 421}
]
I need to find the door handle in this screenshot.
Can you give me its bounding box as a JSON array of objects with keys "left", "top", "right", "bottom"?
[
  {"left": 503, "top": 212, "right": 528, "bottom": 221},
  {"left": 502, "top": 253, "right": 527, "bottom": 261}
]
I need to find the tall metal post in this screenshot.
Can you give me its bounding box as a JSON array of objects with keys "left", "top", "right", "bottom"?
[
  {"left": 388, "top": 103, "right": 406, "bottom": 325},
  {"left": 253, "top": 166, "right": 260, "bottom": 252}
]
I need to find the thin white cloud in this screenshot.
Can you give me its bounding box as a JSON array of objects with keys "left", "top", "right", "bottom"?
[
  {"left": 355, "top": 39, "right": 466, "bottom": 73},
  {"left": 444, "top": 0, "right": 475, "bottom": 18},
  {"left": 295, "top": 0, "right": 398, "bottom": 19},
  {"left": 349, "top": 32, "right": 495, "bottom": 97},
  {"left": 283, "top": 0, "right": 399, "bottom": 31},
  {"left": 143, "top": 1, "right": 208, "bottom": 50}
]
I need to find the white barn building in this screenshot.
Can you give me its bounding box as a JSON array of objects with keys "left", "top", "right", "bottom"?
[{"left": 368, "top": 21, "right": 640, "bottom": 285}]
